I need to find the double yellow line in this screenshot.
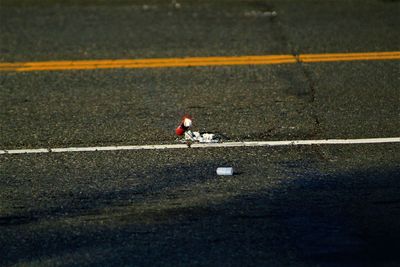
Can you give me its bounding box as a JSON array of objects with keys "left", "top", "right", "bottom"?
[{"left": 1, "top": 51, "right": 399, "bottom": 72}]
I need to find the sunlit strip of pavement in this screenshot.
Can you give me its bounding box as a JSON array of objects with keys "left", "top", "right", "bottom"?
[
  {"left": 0, "top": 51, "right": 399, "bottom": 72},
  {"left": 1, "top": 137, "right": 399, "bottom": 155}
]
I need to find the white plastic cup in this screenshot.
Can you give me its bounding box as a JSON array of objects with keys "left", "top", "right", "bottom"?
[{"left": 216, "top": 167, "right": 234, "bottom": 176}]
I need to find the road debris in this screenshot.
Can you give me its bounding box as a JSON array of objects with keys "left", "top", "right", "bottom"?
[
  {"left": 175, "top": 115, "right": 220, "bottom": 147},
  {"left": 244, "top": 10, "right": 277, "bottom": 18},
  {"left": 216, "top": 167, "right": 234, "bottom": 176},
  {"left": 171, "top": 0, "right": 181, "bottom": 9}
]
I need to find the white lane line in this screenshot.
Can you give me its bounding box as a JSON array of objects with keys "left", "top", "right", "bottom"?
[{"left": 1, "top": 137, "right": 399, "bottom": 155}]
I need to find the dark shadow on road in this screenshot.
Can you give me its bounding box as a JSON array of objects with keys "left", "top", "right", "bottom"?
[
  {"left": 0, "top": 160, "right": 222, "bottom": 226},
  {"left": 1, "top": 166, "right": 400, "bottom": 266}
]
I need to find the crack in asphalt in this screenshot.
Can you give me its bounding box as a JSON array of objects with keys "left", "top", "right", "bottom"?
[{"left": 272, "top": 16, "right": 321, "bottom": 139}]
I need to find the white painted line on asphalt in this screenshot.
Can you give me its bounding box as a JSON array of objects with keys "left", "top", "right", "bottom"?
[{"left": 1, "top": 137, "right": 399, "bottom": 155}]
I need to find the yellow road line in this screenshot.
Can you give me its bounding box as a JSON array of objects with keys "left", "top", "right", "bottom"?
[
  {"left": 0, "top": 52, "right": 399, "bottom": 72},
  {"left": 299, "top": 51, "right": 400, "bottom": 63}
]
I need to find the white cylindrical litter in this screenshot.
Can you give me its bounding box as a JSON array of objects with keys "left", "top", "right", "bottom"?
[{"left": 216, "top": 167, "right": 234, "bottom": 176}]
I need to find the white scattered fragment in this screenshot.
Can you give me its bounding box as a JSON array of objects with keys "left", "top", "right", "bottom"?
[
  {"left": 184, "top": 130, "right": 194, "bottom": 141},
  {"left": 171, "top": 0, "right": 181, "bottom": 9},
  {"left": 216, "top": 167, "right": 234, "bottom": 176},
  {"left": 193, "top": 131, "right": 201, "bottom": 139},
  {"left": 244, "top": 10, "right": 277, "bottom": 18},
  {"left": 177, "top": 130, "right": 219, "bottom": 146},
  {"left": 186, "top": 131, "right": 219, "bottom": 143},
  {"left": 142, "top": 4, "right": 157, "bottom": 11}
]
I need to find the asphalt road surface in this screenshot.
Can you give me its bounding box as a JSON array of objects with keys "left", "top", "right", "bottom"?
[{"left": 1, "top": 0, "right": 400, "bottom": 266}]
